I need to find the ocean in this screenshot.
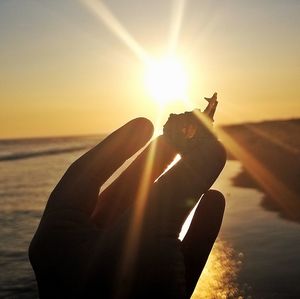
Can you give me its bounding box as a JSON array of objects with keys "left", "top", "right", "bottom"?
[{"left": 0, "top": 136, "right": 299, "bottom": 298}]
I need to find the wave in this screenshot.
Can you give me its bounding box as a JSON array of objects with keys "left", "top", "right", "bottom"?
[{"left": 0, "top": 146, "right": 89, "bottom": 162}]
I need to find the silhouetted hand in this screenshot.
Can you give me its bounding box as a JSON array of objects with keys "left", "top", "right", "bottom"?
[{"left": 29, "top": 118, "right": 226, "bottom": 299}]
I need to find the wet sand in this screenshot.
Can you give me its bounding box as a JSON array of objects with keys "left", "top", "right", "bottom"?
[{"left": 221, "top": 118, "right": 300, "bottom": 222}]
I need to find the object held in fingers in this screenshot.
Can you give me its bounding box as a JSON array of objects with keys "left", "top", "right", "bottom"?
[{"left": 163, "top": 92, "right": 218, "bottom": 154}]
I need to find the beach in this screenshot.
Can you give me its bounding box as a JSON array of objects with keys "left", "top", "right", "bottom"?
[
  {"left": 0, "top": 121, "right": 300, "bottom": 298},
  {"left": 221, "top": 118, "right": 300, "bottom": 223}
]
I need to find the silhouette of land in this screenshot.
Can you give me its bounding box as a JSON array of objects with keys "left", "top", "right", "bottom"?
[{"left": 221, "top": 118, "right": 300, "bottom": 222}]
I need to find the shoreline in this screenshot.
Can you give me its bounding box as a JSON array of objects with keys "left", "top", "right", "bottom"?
[{"left": 221, "top": 118, "right": 300, "bottom": 223}]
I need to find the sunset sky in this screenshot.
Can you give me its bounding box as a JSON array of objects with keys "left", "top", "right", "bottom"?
[{"left": 1, "top": 0, "right": 299, "bottom": 138}]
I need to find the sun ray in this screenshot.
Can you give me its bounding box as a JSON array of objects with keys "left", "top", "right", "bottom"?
[
  {"left": 115, "top": 124, "right": 163, "bottom": 296},
  {"left": 79, "top": 0, "right": 150, "bottom": 63},
  {"left": 190, "top": 110, "right": 300, "bottom": 220},
  {"left": 218, "top": 128, "right": 300, "bottom": 219},
  {"left": 168, "top": 0, "right": 186, "bottom": 54}
]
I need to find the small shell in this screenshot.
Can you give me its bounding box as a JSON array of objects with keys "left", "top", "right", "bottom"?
[
  {"left": 163, "top": 109, "right": 215, "bottom": 154},
  {"left": 163, "top": 93, "right": 218, "bottom": 154}
]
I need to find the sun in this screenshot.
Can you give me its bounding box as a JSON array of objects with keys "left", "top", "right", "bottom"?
[{"left": 145, "top": 55, "right": 189, "bottom": 105}]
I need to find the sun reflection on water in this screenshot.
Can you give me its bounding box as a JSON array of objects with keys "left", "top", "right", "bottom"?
[{"left": 192, "top": 240, "right": 244, "bottom": 299}]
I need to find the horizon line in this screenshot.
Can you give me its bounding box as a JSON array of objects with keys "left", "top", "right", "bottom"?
[{"left": 1, "top": 117, "right": 299, "bottom": 141}]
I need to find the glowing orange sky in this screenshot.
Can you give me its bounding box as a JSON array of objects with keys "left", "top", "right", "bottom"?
[{"left": 0, "top": 0, "right": 299, "bottom": 138}]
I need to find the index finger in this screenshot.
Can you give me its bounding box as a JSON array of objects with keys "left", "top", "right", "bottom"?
[{"left": 47, "top": 117, "right": 154, "bottom": 214}]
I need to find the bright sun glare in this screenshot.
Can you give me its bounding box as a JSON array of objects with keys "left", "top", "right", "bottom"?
[{"left": 145, "top": 55, "right": 188, "bottom": 104}]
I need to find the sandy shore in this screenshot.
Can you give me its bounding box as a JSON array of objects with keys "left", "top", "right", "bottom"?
[{"left": 220, "top": 118, "right": 300, "bottom": 222}]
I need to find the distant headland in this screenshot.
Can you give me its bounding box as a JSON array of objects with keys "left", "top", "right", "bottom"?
[{"left": 221, "top": 118, "right": 300, "bottom": 223}]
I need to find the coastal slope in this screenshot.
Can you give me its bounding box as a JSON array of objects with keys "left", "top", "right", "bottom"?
[{"left": 220, "top": 118, "right": 300, "bottom": 222}]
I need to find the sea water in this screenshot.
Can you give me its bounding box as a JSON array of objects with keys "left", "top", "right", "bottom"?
[{"left": 0, "top": 136, "right": 299, "bottom": 298}]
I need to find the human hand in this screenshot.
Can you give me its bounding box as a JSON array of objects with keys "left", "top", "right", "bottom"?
[{"left": 29, "top": 118, "right": 226, "bottom": 298}]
